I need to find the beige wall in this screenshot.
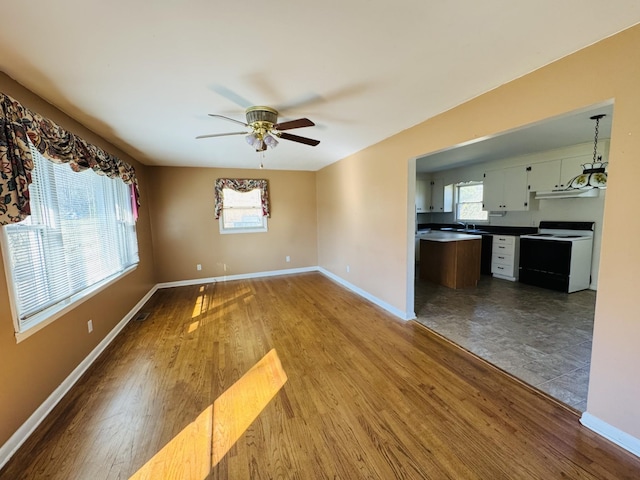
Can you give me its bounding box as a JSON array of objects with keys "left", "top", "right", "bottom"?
[
  {"left": 148, "top": 167, "right": 318, "bottom": 282},
  {"left": 0, "top": 73, "right": 157, "bottom": 447},
  {"left": 317, "top": 25, "right": 640, "bottom": 439}
]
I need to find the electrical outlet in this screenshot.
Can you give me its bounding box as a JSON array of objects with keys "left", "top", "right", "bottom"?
[
  {"left": 346, "top": 265, "right": 350, "bottom": 273},
  {"left": 197, "top": 264, "right": 202, "bottom": 271},
  {"left": 285, "top": 256, "right": 290, "bottom": 262},
  {"left": 87, "top": 319, "right": 93, "bottom": 333}
]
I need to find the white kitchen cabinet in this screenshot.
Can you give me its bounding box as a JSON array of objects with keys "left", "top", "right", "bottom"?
[
  {"left": 491, "top": 235, "right": 520, "bottom": 281},
  {"left": 558, "top": 155, "right": 594, "bottom": 189},
  {"left": 430, "top": 177, "right": 453, "bottom": 212},
  {"left": 483, "top": 166, "right": 529, "bottom": 212},
  {"left": 415, "top": 179, "right": 431, "bottom": 213},
  {"left": 527, "top": 159, "right": 561, "bottom": 192},
  {"left": 527, "top": 155, "right": 594, "bottom": 192}
]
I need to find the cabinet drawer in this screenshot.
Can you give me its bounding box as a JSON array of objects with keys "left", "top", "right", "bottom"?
[
  {"left": 492, "top": 263, "right": 513, "bottom": 276},
  {"left": 493, "top": 235, "right": 515, "bottom": 246},
  {"left": 493, "top": 243, "right": 514, "bottom": 255},
  {"left": 492, "top": 253, "right": 514, "bottom": 267}
]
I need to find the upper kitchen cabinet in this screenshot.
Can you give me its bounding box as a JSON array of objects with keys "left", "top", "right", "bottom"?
[
  {"left": 430, "top": 177, "right": 453, "bottom": 212},
  {"left": 483, "top": 165, "right": 530, "bottom": 212},
  {"left": 527, "top": 154, "right": 595, "bottom": 192},
  {"left": 416, "top": 178, "right": 432, "bottom": 213}
]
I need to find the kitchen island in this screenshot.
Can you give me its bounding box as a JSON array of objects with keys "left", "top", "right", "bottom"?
[{"left": 419, "top": 232, "right": 482, "bottom": 289}]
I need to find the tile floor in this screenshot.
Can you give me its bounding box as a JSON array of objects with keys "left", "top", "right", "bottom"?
[{"left": 414, "top": 275, "right": 596, "bottom": 411}]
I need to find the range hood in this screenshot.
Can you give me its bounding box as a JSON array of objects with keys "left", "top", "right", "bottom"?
[{"left": 534, "top": 188, "right": 601, "bottom": 200}]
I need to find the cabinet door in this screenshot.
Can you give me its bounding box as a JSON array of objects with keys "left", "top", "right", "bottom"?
[
  {"left": 415, "top": 179, "right": 431, "bottom": 212},
  {"left": 528, "top": 159, "right": 561, "bottom": 192},
  {"left": 502, "top": 166, "right": 529, "bottom": 211},
  {"left": 559, "top": 155, "right": 591, "bottom": 189},
  {"left": 431, "top": 178, "right": 454, "bottom": 213},
  {"left": 482, "top": 170, "right": 504, "bottom": 211},
  {"left": 430, "top": 177, "right": 444, "bottom": 211}
]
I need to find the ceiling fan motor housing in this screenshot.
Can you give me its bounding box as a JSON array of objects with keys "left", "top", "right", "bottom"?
[{"left": 246, "top": 106, "right": 278, "bottom": 126}]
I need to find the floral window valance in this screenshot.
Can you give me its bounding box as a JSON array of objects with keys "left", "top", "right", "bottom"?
[
  {"left": 214, "top": 178, "right": 270, "bottom": 219},
  {"left": 0, "top": 92, "right": 139, "bottom": 225}
]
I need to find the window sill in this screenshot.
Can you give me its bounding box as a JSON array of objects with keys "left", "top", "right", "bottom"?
[{"left": 14, "top": 265, "right": 138, "bottom": 343}]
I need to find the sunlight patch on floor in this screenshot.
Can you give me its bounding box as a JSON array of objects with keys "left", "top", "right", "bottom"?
[
  {"left": 213, "top": 348, "right": 288, "bottom": 465},
  {"left": 129, "top": 406, "right": 213, "bottom": 480},
  {"left": 129, "top": 348, "right": 287, "bottom": 479}
]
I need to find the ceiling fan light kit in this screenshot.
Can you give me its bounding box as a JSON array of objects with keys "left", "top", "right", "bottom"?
[{"left": 197, "top": 106, "right": 320, "bottom": 155}]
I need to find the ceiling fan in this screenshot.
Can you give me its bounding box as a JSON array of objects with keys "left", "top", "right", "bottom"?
[{"left": 196, "top": 106, "right": 320, "bottom": 151}]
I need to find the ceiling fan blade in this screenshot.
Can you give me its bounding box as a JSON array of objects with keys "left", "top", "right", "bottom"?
[
  {"left": 210, "top": 85, "right": 254, "bottom": 109},
  {"left": 208, "top": 114, "right": 249, "bottom": 127},
  {"left": 278, "top": 132, "right": 320, "bottom": 146},
  {"left": 196, "top": 131, "right": 247, "bottom": 139},
  {"left": 274, "top": 118, "right": 315, "bottom": 131}
]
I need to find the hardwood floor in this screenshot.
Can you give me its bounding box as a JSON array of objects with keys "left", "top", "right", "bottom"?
[{"left": 2, "top": 272, "right": 639, "bottom": 479}]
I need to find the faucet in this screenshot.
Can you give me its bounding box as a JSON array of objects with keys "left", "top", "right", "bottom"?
[{"left": 455, "top": 221, "right": 466, "bottom": 230}]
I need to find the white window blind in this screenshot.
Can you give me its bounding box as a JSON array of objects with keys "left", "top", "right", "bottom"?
[{"left": 1, "top": 143, "right": 139, "bottom": 335}]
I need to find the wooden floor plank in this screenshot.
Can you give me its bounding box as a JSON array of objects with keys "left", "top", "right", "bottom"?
[{"left": 1, "top": 272, "right": 639, "bottom": 479}]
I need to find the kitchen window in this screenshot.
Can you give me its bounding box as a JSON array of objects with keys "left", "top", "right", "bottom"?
[
  {"left": 1, "top": 143, "right": 139, "bottom": 341},
  {"left": 456, "top": 182, "right": 488, "bottom": 222}
]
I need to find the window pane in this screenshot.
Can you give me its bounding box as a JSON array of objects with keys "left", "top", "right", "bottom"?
[
  {"left": 457, "top": 183, "right": 488, "bottom": 221},
  {"left": 2, "top": 144, "right": 139, "bottom": 330},
  {"left": 222, "top": 208, "right": 265, "bottom": 229},
  {"left": 458, "top": 184, "right": 483, "bottom": 202},
  {"left": 220, "top": 187, "right": 266, "bottom": 233},
  {"left": 223, "top": 188, "right": 261, "bottom": 207},
  {"left": 458, "top": 202, "right": 488, "bottom": 221}
]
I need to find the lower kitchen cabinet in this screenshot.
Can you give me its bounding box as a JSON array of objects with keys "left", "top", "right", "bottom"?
[
  {"left": 420, "top": 238, "right": 481, "bottom": 289},
  {"left": 491, "top": 235, "right": 520, "bottom": 281}
]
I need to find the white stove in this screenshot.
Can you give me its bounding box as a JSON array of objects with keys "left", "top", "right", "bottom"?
[
  {"left": 519, "top": 221, "right": 594, "bottom": 293},
  {"left": 521, "top": 221, "right": 594, "bottom": 242}
]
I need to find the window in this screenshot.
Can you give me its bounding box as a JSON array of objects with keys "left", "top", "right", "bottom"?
[
  {"left": 1, "top": 144, "right": 139, "bottom": 339},
  {"left": 219, "top": 187, "right": 268, "bottom": 234},
  {"left": 456, "top": 182, "right": 488, "bottom": 222}
]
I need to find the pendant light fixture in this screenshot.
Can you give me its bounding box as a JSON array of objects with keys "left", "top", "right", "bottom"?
[{"left": 565, "top": 114, "right": 608, "bottom": 190}]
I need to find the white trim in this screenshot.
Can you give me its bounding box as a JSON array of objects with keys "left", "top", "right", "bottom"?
[
  {"left": 14, "top": 265, "right": 138, "bottom": 343},
  {"left": 580, "top": 412, "right": 640, "bottom": 458},
  {"left": 318, "top": 267, "right": 414, "bottom": 321},
  {"left": 156, "top": 266, "right": 415, "bottom": 321},
  {"left": 406, "top": 157, "right": 417, "bottom": 322},
  {"left": 0, "top": 285, "right": 158, "bottom": 471},
  {"left": 219, "top": 214, "right": 268, "bottom": 234},
  {"left": 156, "top": 266, "right": 318, "bottom": 289}
]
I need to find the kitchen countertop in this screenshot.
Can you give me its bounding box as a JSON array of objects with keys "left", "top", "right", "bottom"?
[
  {"left": 418, "top": 231, "right": 482, "bottom": 242},
  {"left": 418, "top": 223, "right": 538, "bottom": 237}
]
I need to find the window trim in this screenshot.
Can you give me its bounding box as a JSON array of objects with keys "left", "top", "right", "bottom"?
[
  {"left": 218, "top": 186, "right": 269, "bottom": 235},
  {"left": 1, "top": 146, "right": 139, "bottom": 342},
  {"left": 0, "top": 236, "right": 137, "bottom": 342},
  {"left": 219, "top": 212, "right": 268, "bottom": 234}
]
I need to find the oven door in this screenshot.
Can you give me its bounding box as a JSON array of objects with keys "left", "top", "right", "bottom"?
[{"left": 519, "top": 238, "right": 572, "bottom": 291}]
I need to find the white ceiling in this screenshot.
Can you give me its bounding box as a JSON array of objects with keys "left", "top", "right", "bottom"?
[
  {"left": 1, "top": 2, "right": 639, "bottom": 172},
  {"left": 417, "top": 102, "right": 614, "bottom": 173}
]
